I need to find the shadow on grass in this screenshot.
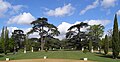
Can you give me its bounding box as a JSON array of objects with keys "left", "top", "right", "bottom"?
[
  {"left": 80, "top": 58, "right": 83, "bottom": 60},
  {"left": 0, "top": 55, "right": 4, "bottom": 58},
  {"left": 99, "top": 55, "right": 113, "bottom": 58},
  {"left": 0, "top": 53, "right": 15, "bottom": 58},
  {"left": 96, "top": 54, "right": 120, "bottom": 59}
]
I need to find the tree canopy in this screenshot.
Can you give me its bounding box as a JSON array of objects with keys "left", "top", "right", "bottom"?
[{"left": 28, "top": 17, "right": 60, "bottom": 50}]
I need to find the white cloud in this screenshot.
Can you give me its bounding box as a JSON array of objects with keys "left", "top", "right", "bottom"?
[
  {"left": 101, "top": 0, "right": 117, "bottom": 8},
  {"left": 28, "top": 32, "right": 39, "bottom": 38},
  {"left": 7, "top": 27, "right": 19, "bottom": 36},
  {"left": 7, "top": 12, "right": 36, "bottom": 25},
  {"left": 0, "top": 0, "right": 24, "bottom": 17},
  {"left": 45, "top": 3, "right": 75, "bottom": 17},
  {"left": 12, "top": 5, "right": 24, "bottom": 12},
  {"left": 22, "top": 27, "right": 39, "bottom": 38},
  {"left": 10, "top": 5, "right": 25, "bottom": 15},
  {"left": 58, "top": 22, "right": 72, "bottom": 34},
  {"left": 84, "top": 19, "right": 110, "bottom": 26},
  {"left": 80, "top": 0, "right": 99, "bottom": 15},
  {"left": 56, "top": 19, "right": 110, "bottom": 40},
  {"left": 117, "top": 10, "right": 120, "bottom": 16},
  {"left": 7, "top": 27, "right": 19, "bottom": 32},
  {"left": 55, "top": 22, "right": 72, "bottom": 40},
  {"left": 6, "top": 27, "right": 39, "bottom": 38},
  {"left": 0, "top": 0, "right": 11, "bottom": 17}
]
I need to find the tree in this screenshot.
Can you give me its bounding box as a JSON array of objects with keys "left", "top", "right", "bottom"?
[
  {"left": 88, "top": 24, "right": 104, "bottom": 50},
  {"left": 0, "top": 38, "right": 3, "bottom": 53},
  {"left": 0, "top": 27, "right": 5, "bottom": 54},
  {"left": 28, "top": 17, "right": 60, "bottom": 50},
  {"left": 66, "top": 22, "right": 88, "bottom": 50},
  {"left": 4, "top": 27, "right": 9, "bottom": 54},
  {"left": 104, "top": 35, "right": 109, "bottom": 55},
  {"left": 119, "top": 31, "right": 120, "bottom": 50},
  {"left": 107, "top": 29, "right": 113, "bottom": 48},
  {"left": 88, "top": 41, "right": 92, "bottom": 52},
  {"left": 0, "top": 27, "right": 9, "bottom": 55},
  {"left": 60, "top": 39, "right": 69, "bottom": 49},
  {"left": 25, "top": 35, "right": 31, "bottom": 51},
  {"left": 88, "top": 24, "right": 104, "bottom": 42},
  {"left": 66, "top": 31, "right": 76, "bottom": 39},
  {"left": 8, "top": 38, "right": 14, "bottom": 52},
  {"left": 68, "top": 22, "right": 88, "bottom": 32},
  {"left": 12, "top": 30, "right": 25, "bottom": 52},
  {"left": 45, "top": 38, "right": 60, "bottom": 50},
  {"left": 112, "top": 14, "right": 119, "bottom": 59}
]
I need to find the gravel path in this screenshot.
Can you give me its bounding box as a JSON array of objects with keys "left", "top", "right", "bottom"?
[{"left": 0, "top": 59, "right": 93, "bottom": 62}]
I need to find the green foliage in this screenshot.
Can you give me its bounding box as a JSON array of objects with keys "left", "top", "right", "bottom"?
[
  {"left": 28, "top": 39, "right": 40, "bottom": 51},
  {"left": 21, "top": 35, "right": 31, "bottom": 51},
  {"left": 0, "top": 27, "right": 4, "bottom": 53},
  {"left": 88, "top": 41, "right": 92, "bottom": 52},
  {"left": 104, "top": 35, "right": 109, "bottom": 55},
  {"left": 119, "top": 31, "right": 120, "bottom": 51},
  {"left": 88, "top": 24, "right": 104, "bottom": 43},
  {"left": 33, "top": 42, "right": 40, "bottom": 51},
  {"left": 83, "top": 49, "right": 89, "bottom": 54},
  {"left": 98, "top": 38, "right": 104, "bottom": 49},
  {"left": 45, "top": 38, "right": 60, "bottom": 49},
  {"left": 12, "top": 30, "right": 25, "bottom": 49},
  {"left": 112, "top": 14, "right": 119, "bottom": 59},
  {"left": 68, "top": 22, "right": 88, "bottom": 32},
  {"left": 0, "top": 27, "right": 15, "bottom": 54},
  {"left": 88, "top": 24, "right": 104, "bottom": 52},
  {"left": 4, "top": 27, "right": 9, "bottom": 54},
  {"left": 0, "top": 38, "right": 3, "bottom": 53},
  {"left": 107, "top": 29, "right": 113, "bottom": 48},
  {"left": 0, "top": 27, "right": 9, "bottom": 54},
  {"left": 66, "top": 22, "right": 89, "bottom": 50},
  {"left": 29, "top": 17, "right": 60, "bottom": 50},
  {"left": 25, "top": 36, "right": 32, "bottom": 51},
  {"left": 60, "top": 39, "right": 79, "bottom": 50},
  {"left": 8, "top": 38, "right": 14, "bottom": 52},
  {"left": 60, "top": 39, "right": 68, "bottom": 49}
]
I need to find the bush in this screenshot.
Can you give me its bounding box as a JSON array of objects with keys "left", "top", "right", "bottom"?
[
  {"left": 45, "top": 49, "right": 48, "bottom": 52},
  {"left": 83, "top": 49, "right": 89, "bottom": 54},
  {"left": 33, "top": 47, "right": 39, "bottom": 51},
  {"left": 0, "top": 48, "right": 3, "bottom": 53}
]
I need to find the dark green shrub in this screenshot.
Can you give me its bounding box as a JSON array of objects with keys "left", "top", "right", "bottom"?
[{"left": 83, "top": 49, "right": 89, "bottom": 54}]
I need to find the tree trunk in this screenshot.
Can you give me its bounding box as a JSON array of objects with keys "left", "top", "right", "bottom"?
[
  {"left": 41, "top": 37, "right": 45, "bottom": 51},
  {"left": 13, "top": 46, "right": 16, "bottom": 54}
]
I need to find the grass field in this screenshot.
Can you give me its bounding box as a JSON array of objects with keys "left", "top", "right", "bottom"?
[{"left": 0, "top": 51, "right": 120, "bottom": 62}]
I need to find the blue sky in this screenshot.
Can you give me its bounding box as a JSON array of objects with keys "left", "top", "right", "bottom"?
[{"left": 0, "top": 0, "right": 120, "bottom": 39}]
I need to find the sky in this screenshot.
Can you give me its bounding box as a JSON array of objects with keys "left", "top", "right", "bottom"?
[{"left": 0, "top": 0, "right": 120, "bottom": 40}]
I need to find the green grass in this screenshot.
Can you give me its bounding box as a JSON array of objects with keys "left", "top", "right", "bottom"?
[{"left": 0, "top": 51, "right": 120, "bottom": 62}]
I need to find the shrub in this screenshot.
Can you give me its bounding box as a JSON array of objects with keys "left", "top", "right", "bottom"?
[{"left": 83, "top": 49, "right": 89, "bottom": 54}]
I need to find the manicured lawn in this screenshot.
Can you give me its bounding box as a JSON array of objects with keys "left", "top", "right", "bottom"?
[{"left": 0, "top": 51, "right": 120, "bottom": 62}]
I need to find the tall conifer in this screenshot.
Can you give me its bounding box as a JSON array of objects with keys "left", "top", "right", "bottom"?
[
  {"left": 0, "top": 27, "right": 9, "bottom": 55},
  {"left": 104, "top": 35, "right": 109, "bottom": 55},
  {"left": 112, "top": 14, "right": 119, "bottom": 59},
  {"left": 1, "top": 27, "right": 5, "bottom": 54},
  {"left": 4, "top": 27, "right": 9, "bottom": 54}
]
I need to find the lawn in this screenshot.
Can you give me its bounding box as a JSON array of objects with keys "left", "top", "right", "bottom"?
[{"left": 0, "top": 51, "right": 120, "bottom": 62}]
